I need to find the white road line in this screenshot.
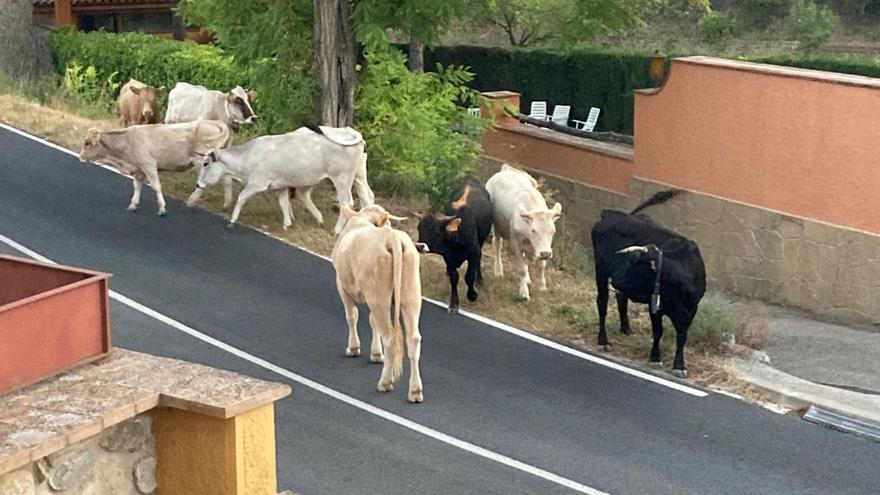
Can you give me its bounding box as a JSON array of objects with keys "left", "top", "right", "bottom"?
[
  {"left": 0, "top": 122, "right": 708, "bottom": 398},
  {"left": 0, "top": 233, "right": 610, "bottom": 495}
]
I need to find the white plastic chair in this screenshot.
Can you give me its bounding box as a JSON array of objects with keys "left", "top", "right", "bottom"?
[
  {"left": 550, "top": 105, "right": 570, "bottom": 126},
  {"left": 573, "top": 107, "right": 601, "bottom": 132},
  {"left": 528, "top": 101, "right": 548, "bottom": 121},
  {"left": 467, "top": 107, "right": 481, "bottom": 117}
]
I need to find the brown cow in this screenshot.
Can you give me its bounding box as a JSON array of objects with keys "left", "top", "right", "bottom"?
[
  {"left": 331, "top": 205, "right": 424, "bottom": 403},
  {"left": 118, "top": 79, "right": 166, "bottom": 127}
]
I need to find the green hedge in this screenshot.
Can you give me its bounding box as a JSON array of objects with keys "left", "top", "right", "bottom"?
[
  {"left": 424, "top": 46, "right": 655, "bottom": 134},
  {"left": 50, "top": 29, "right": 245, "bottom": 98},
  {"left": 749, "top": 53, "right": 880, "bottom": 78}
]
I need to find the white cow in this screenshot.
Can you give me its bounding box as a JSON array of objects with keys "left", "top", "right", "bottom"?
[
  {"left": 332, "top": 204, "right": 423, "bottom": 403},
  {"left": 165, "top": 82, "right": 257, "bottom": 130},
  {"left": 486, "top": 164, "right": 562, "bottom": 300},
  {"left": 195, "top": 125, "right": 374, "bottom": 233},
  {"left": 78, "top": 120, "right": 232, "bottom": 216}
]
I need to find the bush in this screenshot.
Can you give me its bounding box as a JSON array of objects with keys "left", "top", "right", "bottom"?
[
  {"left": 751, "top": 52, "right": 880, "bottom": 77},
  {"left": 786, "top": 0, "right": 840, "bottom": 51},
  {"left": 700, "top": 11, "right": 738, "bottom": 48},
  {"left": 357, "top": 50, "right": 484, "bottom": 207},
  {"left": 60, "top": 63, "right": 121, "bottom": 117},
  {"left": 736, "top": 0, "right": 790, "bottom": 29},
  {"left": 424, "top": 45, "right": 654, "bottom": 134}
]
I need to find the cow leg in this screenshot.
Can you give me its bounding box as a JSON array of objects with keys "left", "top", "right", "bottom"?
[
  {"left": 142, "top": 166, "right": 166, "bottom": 216},
  {"left": 353, "top": 165, "right": 375, "bottom": 207},
  {"left": 538, "top": 259, "right": 549, "bottom": 291},
  {"left": 403, "top": 307, "right": 423, "bottom": 403},
  {"left": 596, "top": 270, "right": 611, "bottom": 351},
  {"left": 222, "top": 175, "right": 234, "bottom": 209},
  {"left": 493, "top": 234, "right": 504, "bottom": 277},
  {"left": 276, "top": 188, "right": 294, "bottom": 229},
  {"left": 185, "top": 186, "right": 204, "bottom": 207},
  {"left": 229, "top": 182, "right": 267, "bottom": 227},
  {"left": 616, "top": 291, "right": 632, "bottom": 335},
  {"left": 370, "top": 309, "right": 397, "bottom": 392},
  {"left": 475, "top": 252, "right": 485, "bottom": 286},
  {"left": 465, "top": 254, "right": 479, "bottom": 302},
  {"left": 670, "top": 309, "right": 695, "bottom": 378},
  {"left": 295, "top": 187, "right": 324, "bottom": 226},
  {"left": 337, "top": 283, "right": 361, "bottom": 358},
  {"left": 128, "top": 174, "right": 145, "bottom": 212},
  {"left": 332, "top": 180, "right": 355, "bottom": 235},
  {"left": 447, "top": 265, "right": 460, "bottom": 313},
  {"left": 649, "top": 312, "right": 664, "bottom": 366},
  {"left": 369, "top": 323, "right": 384, "bottom": 363},
  {"left": 517, "top": 252, "right": 531, "bottom": 300}
]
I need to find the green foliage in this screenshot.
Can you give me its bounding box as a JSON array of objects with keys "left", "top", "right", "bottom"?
[
  {"left": 357, "top": 49, "right": 484, "bottom": 207},
  {"left": 786, "top": 0, "right": 840, "bottom": 51},
  {"left": 750, "top": 51, "right": 880, "bottom": 76},
  {"left": 700, "top": 11, "right": 737, "bottom": 48},
  {"left": 60, "top": 63, "right": 120, "bottom": 117},
  {"left": 686, "top": 297, "right": 738, "bottom": 348},
  {"left": 355, "top": 0, "right": 469, "bottom": 48},
  {"left": 424, "top": 45, "right": 654, "bottom": 134},
  {"left": 736, "top": 0, "right": 790, "bottom": 29}
]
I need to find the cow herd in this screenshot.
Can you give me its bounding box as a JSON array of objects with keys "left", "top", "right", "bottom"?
[{"left": 77, "top": 79, "right": 707, "bottom": 403}]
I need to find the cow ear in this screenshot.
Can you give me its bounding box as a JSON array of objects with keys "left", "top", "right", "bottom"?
[
  {"left": 340, "top": 205, "right": 357, "bottom": 220},
  {"left": 157, "top": 86, "right": 167, "bottom": 94},
  {"left": 519, "top": 212, "right": 533, "bottom": 224},
  {"left": 207, "top": 150, "right": 218, "bottom": 162},
  {"left": 247, "top": 90, "right": 257, "bottom": 102},
  {"left": 551, "top": 202, "right": 562, "bottom": 220},
  {"left": 226, "top": 92, "right": 236, "bottom": 103},
  {"left": 129, "top": 85, "right": 141, "bottom": 95},
  {"left": 375, "top": 211, "right": 389, "bottom": 227},
  {"left": 445, "top": 217, "right": 462, "bottom": 233}
]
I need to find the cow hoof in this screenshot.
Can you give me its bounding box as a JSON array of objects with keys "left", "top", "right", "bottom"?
[
  {"left": 620, "top": 326, "right": 632, "bottom": 336},
  {"left": 467, "top": 291, "right": 478, "bottom": 302},
  {"left": 408, "top": 390, "right": 423, "bottom": 403},
  {"left": 345, "top": 347, "right": 360, "bottom": 357},
  {"left": 226, "top": 223, "right": 235, "bottom": 229},
  {"left": 126, "top": 205, "right": 138, "bottom": 212},
  {"left": 283, "top": 224, "right": 291, "bottom": 230},
  {"left": 673, "top": 369, "right": 688, "bottom": 379},
  {"left": 447, "top": 306, "right": 459, "bottom": 314},
  {"left": 157, "top": 211, "right": 167, "bottom": 217},
  {"left": 649, "top": 361, "right": 664, "bottom": 369},
  {"left": 600, "top": 344, "right": 612, "bottom": 352},
  {"left": 377, "top": 382, "right": 394, "bottom": 393},
  {"left": 370, "top": 353, "right": 384, "bottom": 363}
]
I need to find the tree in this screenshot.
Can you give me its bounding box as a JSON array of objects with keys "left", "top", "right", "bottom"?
[
  {"left": 314, "top": 0, "right": 357, "bottom": 126},
  {"left": 476, "top": 0, "right": 656, "bottom": 46},
  {"left": 0, "top": 0, "right": 38, "bottom": 79}
]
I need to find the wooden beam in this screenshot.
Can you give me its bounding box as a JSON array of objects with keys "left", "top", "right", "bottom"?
[
  {"left": 54, "top": 0, "right": 73, "bottom": 25},
  {"left": 512, "top": 112, "right": 635, "bottom": 145}
]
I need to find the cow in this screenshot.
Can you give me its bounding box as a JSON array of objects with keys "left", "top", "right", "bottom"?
[
  {"left": 78, "top": 120, "right": 232, "bottom": 217},
  {"left": 417, "top": 178, "right": 492, "bottom": 313},
  {"left": 485, "top": 164, "right": 562, "bottom": 300},
  {"left": 591, "top": 190, "right": 707, "bottom": 378},
  {"left": 118, "top": 79, "right": 166, "bottom": 127},
  {"left": 164, "top": 82, "right": 257, "bottom": 131},
  {"left": 194, "top": 125, "right": 374, "bottom": 233},
  {"left": 331, "top": 204, "right": 423, "bottom": 403}
]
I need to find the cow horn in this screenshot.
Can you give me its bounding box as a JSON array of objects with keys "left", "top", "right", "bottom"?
[
  {"left": 387, "top": 214, "right": 409, "bottom": 222},
  {"left": 436, "top": 214, "right": 456, "bottom": 222},
  {"left": 414, "top": 242, "right": 430, "bottom": 253},
  {"left": 617, "top": 245, "right": 649, "bottom": 254}
]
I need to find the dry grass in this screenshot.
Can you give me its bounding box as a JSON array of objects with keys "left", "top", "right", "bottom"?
[{"left": 0, "top": 90, "right": 775, "bottom": 402}]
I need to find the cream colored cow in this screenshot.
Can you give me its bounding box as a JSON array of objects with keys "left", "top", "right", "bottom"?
[{"left": 331, "top": 205, "right": 423, "bottom": 403}]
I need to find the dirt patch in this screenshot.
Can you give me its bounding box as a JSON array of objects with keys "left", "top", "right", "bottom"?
[{"left": 0, "top": 91, "right": 773, "bottom": 402}]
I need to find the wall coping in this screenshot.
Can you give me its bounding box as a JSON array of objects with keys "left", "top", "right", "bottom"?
[
  {"left": 0, "top": 348, "right": 291, "bottom": 475},
  {"left": 495, "top": 124, "right": 634, "bottom": 161},
  {"left": 637, "top": 55, "right": 880, "bottom": 96}
]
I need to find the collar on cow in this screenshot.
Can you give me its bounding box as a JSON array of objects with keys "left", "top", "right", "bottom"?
[{"left": 650, "top": 248, "right": 664, "bottom": 314}]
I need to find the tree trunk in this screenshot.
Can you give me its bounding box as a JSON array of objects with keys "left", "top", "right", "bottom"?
[
  {"left": 0, "top": 0, "right": 38, "bottom": 79},
  {"left": 407, "top": 34, "right": 424, "bottom": 73},
  {"left": 314, "top": 0, "right": 357, "bottom": 127},
  {"left": 171, "top": 0, "right": 187, "bottom": 41}
]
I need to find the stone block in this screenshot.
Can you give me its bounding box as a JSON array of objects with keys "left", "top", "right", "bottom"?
[
  {"left": 0, "top": 469, "right": 35, "bottom": 495},
  {"left": 134, "top": 456, "right": 156, "bottom": 494},
  {"left": 100, "top": 417, "right": 151, "bottom": 453},
  {"left": 44, "top": 445, "right": 96, "bottom": 491},
  {"left": 754, "top": 229, "right": 783, "bottom": 261}
]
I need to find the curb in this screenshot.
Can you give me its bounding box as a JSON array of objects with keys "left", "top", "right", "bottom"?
[{"left": 734, "top": 359, "right": 880, "bottom": 424}]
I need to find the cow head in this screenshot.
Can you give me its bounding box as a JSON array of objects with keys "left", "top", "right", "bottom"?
[
  {"left": 519, "top": 202, "right": 562, "bottom": 260},
  {"left": 79, "top": 128, "right": 104, "bottom": 162},
  {"left": 128, "top": 84, "right": 166, "bottom": 123},
  {"left": 617, "top": 244, "right": 662, "bottom": 270},
  {"left": 225, "top": 86, "right": 258, "bottom": 126},
  {"left": 347, "top": 204, "right": 407, "bottom": 228},
  {"left": 196, "top": 149, "right": 225, "bottom": 189},
  {"left": 417, "top": 214, "right": 461, "bottom": 256}
]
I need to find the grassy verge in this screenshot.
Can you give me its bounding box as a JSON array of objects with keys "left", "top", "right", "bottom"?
[{"left": 0, "top": 86, "right": 773, "bottom": 404}]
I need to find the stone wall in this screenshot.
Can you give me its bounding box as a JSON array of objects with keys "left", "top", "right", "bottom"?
[
  {"left": 0, "top": 414, "right": 156, "bottom": 495},
  {"left": 478, "top": 158, "right": 880, "bottom": 325}
]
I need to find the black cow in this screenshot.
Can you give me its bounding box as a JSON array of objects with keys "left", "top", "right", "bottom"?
[
  {"left": 591, "top": 190, "right": 706, "bottom": 377},
  {"left": 417, "top": 178, "right": 493, "bottom": 313}
]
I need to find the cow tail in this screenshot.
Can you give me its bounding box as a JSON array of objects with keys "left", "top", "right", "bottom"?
[
  {"left": 630, "top": 190, "right": 682, "bottom": 215},
  {"left": 389, "top": 233, "right": 405, "bottom": 382},
  {"left": 354, "top": 147, "right": 375, "bottom": 206}
]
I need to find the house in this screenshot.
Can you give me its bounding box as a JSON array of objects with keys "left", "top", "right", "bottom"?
[{"left": 32, "top": 0, "right": 209, "bottom": 42}]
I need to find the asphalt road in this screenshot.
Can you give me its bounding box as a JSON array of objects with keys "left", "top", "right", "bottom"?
[{"left": 1, "top": 124, "right": 878, "bottom": 495}]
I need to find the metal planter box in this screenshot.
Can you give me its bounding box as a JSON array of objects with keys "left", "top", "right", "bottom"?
[{"left": 0, "top": 254, "right": 111, "bottom": 395}]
